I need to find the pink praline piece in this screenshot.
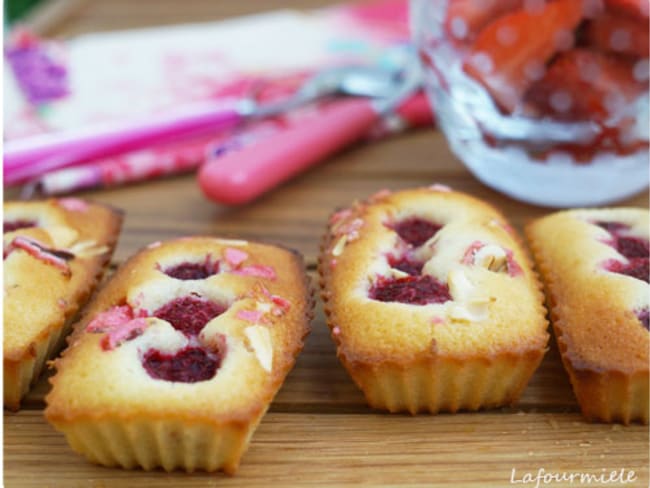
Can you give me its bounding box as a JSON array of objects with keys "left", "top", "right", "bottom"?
[
  {"left": 102, "top": 319, "right": 148, "bottom": 350},
  {"left": 235, "top": 264, "right": 277, "bottom": 280},
  {"left": 58, "top": 198, "right": 89, "bottom": 212},
  {"left": 225, "top": 247, "right": 249, "bottom": 267},
  {"left": 87, "top": 305, "right": 135, "bottom": 332},
  {"left": 236, "top": 309, "right": 265, "bottom": 323},
  {"left": 271, "top": 295, "right": 291, "bottom": 311},
  {"left": 461, "top": 240, "right": 485, "bottom": 264},
  {"left": 329, "top": 209, "right": 352, "bottom": 225},
  {"left": 368, "top": 188, "right": 392, "bottom": 202},
  {"left": 87, "top": 305, "right": 148, "bottom": 350},
  {"left": 429, "top": 183, "right": 452, "bottom": 192},
  {"left": 505, "top": 249, "right": 523, "bottom": 277},
  {"left": 10, "top": 236, "right": 70, "bottom": 274}
]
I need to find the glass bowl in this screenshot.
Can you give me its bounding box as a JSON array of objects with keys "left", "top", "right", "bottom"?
[{"left": 411, "top": 0, "right": 649, "bottom": 207}]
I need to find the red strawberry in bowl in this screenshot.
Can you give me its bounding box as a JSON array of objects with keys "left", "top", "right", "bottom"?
[
  {"left": 524, "top": 48, "right": 647, "bottom": 121},
  {"left": 462, "top": 0, "right": 585, "bottom": 113},
  {"left": 413, "top": 0, "right": 649, "bottom": 206},
  {"left": 445, "top": 0, "right": 522, "bottom": 42},
  {"left": 584, "top": 12, "right": 650, "bottom": 57},
  {"left": 605, "top": 0, "right": 650, "bottom": 17}
]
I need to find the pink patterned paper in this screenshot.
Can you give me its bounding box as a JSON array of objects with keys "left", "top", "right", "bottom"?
[{"left": 5, "top": 1, "right": 434, "bottom": 195}]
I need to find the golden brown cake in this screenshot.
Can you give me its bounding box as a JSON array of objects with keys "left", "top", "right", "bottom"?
[
  {"left": 4, "top": 198, "right": 122, "bottom": 410},
  {"left": 319, "top": 186, "right": 548, "bottom": 414},
  {"left": 526, "top": 208, "right": 649, "bottom": 424},
  {"left": 45, "top": 237, "right": 312, "bottom": 474}
]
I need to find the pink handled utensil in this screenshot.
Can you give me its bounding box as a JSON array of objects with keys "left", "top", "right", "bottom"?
[
  {"left": 198, "top": 57, "right": 421, "bottom": 205},
  {"left": 198, "top": 98, "right": 378, "bottom": 204}
]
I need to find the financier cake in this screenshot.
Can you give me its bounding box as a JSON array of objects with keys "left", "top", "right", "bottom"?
[
  {"left": 527, "top": 208, "right": 649, "bottom": 424},
  {"left": 45, "top": 237, "right": 312, "bottom": 474},
  {"left": 4, "top": 198, "right": 122, "bottom": 410},
  {"left": 319, "top": 186, "right": 549, "bottom": 414}
]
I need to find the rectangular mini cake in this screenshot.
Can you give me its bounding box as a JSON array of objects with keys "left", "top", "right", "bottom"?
[
  {"left": 319, "top": 186, "right": 549, "bottom": 414},
  {"left": 45, "top": 237, "right": 312, "bottom": 474},
  {"left": 4, "top": 198, "right": 122, "bottom": 410},
  {"left": 527, "top": 208, "right": 649, "bottom": 424}
]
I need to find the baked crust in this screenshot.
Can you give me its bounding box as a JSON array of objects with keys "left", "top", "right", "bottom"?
[
  {"left": 3, "top": 198, "right": 123, "bottom": 410},
  {"left": 319, "top": 187, "right": 548, "bottom": 413},
  {"left": 526, "top": 208, "right": 649, "bottom": 424},
  {"left": 45, "top": 237, "right": 312, "bottom": 474}
]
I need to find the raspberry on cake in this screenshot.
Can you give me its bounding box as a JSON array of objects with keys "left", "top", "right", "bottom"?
[
  {"left": 527, "top": 208, "right": 649, "bottom": 424},
  {"left": 319, "top": 187, "right": 549, "bottom": 414},
  {"left": 3, "top": 198, "right": 122, "bottom": 410},
  {"left": 45, "top": 237, "right": 312, "bottom": 474}
]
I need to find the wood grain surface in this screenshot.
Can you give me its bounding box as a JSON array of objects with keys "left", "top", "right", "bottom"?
[{"left": 4, "top": 1, "right": 649, "bottom": 487}]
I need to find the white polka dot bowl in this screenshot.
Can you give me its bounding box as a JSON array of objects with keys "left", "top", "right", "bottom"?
[{"left": 411, "top": 0, "right": 649, "bottom": 207}]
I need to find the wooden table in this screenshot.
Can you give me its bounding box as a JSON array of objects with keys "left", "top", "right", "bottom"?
[{"left": 4, "top": 1, "right": 649, "bottom": 486}]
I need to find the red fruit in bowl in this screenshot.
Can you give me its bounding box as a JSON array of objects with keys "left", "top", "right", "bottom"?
[
  {"left": 524, "top": 48, "right": 646, "bottom": 121},
  {"left": 445, "top": 0, "right": 522, "bottom": 42},
  {"left": 463, "top": 0, "right": 585, "bottom": 113},
  {"left": 585, "top": 13, "right": 650, "bottom": 57},
  {"left": 605, "top": 0, "right": 650, "bottom": 17}
]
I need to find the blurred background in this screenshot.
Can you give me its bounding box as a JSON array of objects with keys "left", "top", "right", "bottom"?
[
  {"left": 6, "top": 0, "right": 41, "bottom": 24},
  {"left": 5, "top": 0, "right": 343, "bottom": 35}
]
